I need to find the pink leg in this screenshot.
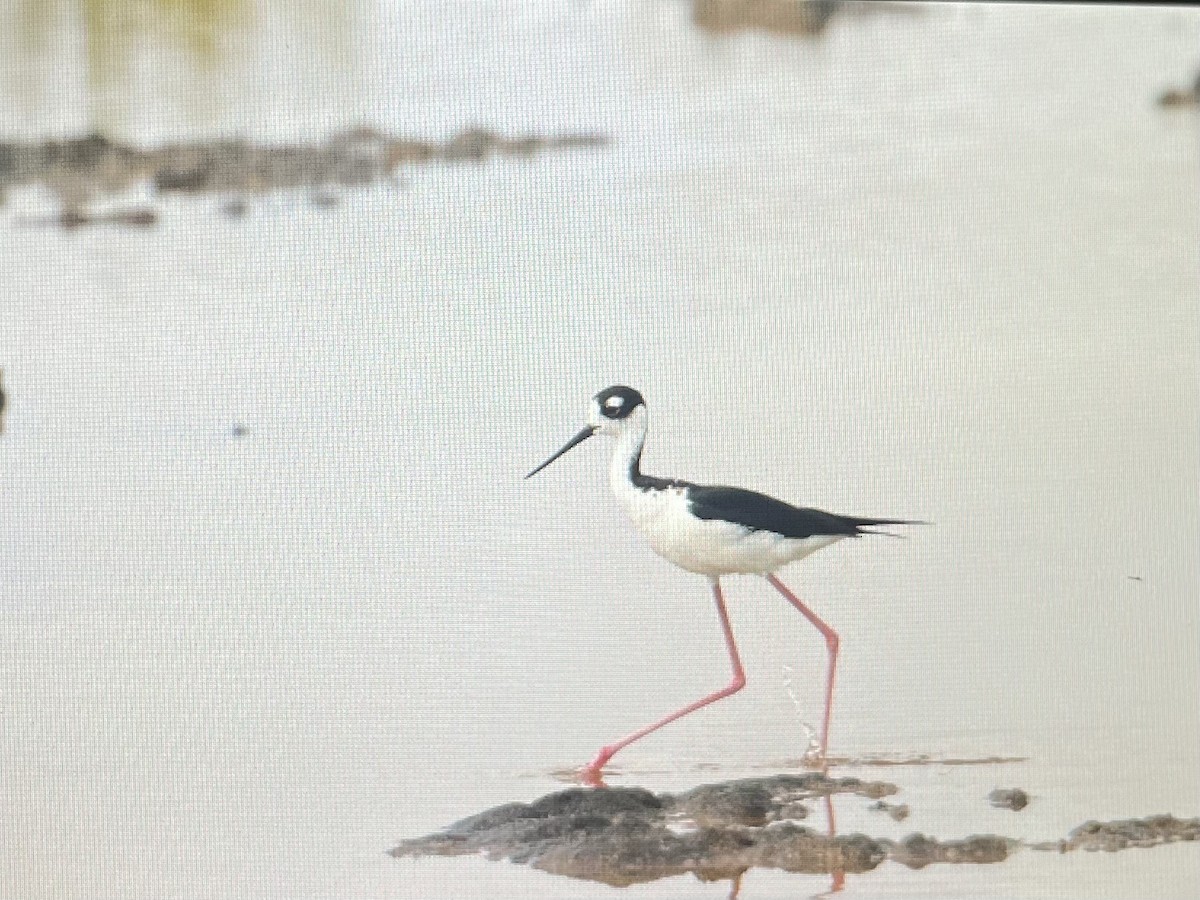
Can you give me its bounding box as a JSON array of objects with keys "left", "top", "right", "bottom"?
[
  {"left": 824, "top": 794, "right": 845, "bottom": 893},
  {"left": 583, "top": 578, "right": 746, "bottom": 782},
  {"left": 766, "top": 573, "right": 839, "bottom": 770}
]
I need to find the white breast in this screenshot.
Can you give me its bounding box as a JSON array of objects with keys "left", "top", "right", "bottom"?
[
  {"left": 611, "top": 479, "right": 845, "bottom": 576},
  {"left": 603, "top": 416, "right": 844, "bottom": 576}
]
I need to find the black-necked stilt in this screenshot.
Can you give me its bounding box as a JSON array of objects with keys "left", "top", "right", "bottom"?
[{"left": 527, "top": 385, "right": 916, "bottom": 781}]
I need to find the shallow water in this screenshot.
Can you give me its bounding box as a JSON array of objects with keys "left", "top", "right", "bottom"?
[{"left": 1, "top": 2, "right": 1198, "bottom": 898}]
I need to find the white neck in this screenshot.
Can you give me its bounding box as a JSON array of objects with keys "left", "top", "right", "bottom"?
[{"left": 608, "top": 405, "right": 649, "bottom": 496}]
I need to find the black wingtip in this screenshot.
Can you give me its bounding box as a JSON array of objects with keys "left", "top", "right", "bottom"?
[{"left": 855, "top": 519, "right": 930, "bottom": 538}]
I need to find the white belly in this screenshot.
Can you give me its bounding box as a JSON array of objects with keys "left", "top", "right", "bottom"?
[{"left": 615, "top": 483, "right": 845, "bottom": 576}]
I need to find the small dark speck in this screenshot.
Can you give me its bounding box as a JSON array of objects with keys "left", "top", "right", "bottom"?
[
  {"left": 111, "top": 207, "right": 158, "bottom": 227},
  {"left": 222, "top": 198, "right": 248, "bottom": 219},
  {"left": 231, "top": 424, "right": 249, "bottom": 438},
  {"left": 60, "top": 208, "right": 89, "bottom": 229},
  {"left": 1127, "top": 575, "right": 1143, "bottom": 582},
  {"left": 310, "top": 191, "right": 339, "bottom": 209},
  {"left": 988, "top": 788, "right": 1029, "bottom": 811}
]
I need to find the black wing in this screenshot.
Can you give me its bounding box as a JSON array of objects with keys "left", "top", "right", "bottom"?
[{"left": 687, "top": 485, "right": 909, "bottom": 539}]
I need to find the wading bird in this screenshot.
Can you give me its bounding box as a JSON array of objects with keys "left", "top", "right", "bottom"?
[{"left": 527, "top": 386, "right": 915, "bottom": 781}]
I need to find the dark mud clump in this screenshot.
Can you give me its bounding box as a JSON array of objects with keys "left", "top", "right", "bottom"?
[
  {"left": 1051, "top": 815, "right": 1200, "bottom": 853},
  {"left": 392, "top": 777, "right": 1200, "bottom": 889},
  {"left": 0, "top": 128, "right": 608, "bottom": 228},
  {"left": 885, "top": 832, "right": 1014, "bottom": 869},
  {"left": 390, "top": 774, "right": 1022, "bottom": 888},
  {"left": 868, "top": 799, "right": 910, "bottom": 821},
  {"left": 988, "top": 788, "right": 1030, "bottom": 811},
  {"left": 671, "top": 773, "right": 892, "bottom": 827}
]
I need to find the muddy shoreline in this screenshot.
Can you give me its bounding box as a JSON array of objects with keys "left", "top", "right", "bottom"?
[
  {"left": 0, "top": 128, "right": 608, "bottom": 228},
  {"left": 392, "top": 774, "right": 1200, "bottom": 889}
]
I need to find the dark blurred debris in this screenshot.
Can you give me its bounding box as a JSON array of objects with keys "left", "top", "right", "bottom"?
[
  {"left": 690, "top": 0, "right": 920, "bottom": 38},
  {"left": 112, "top": 207, "right": 158, "bottom": 227},
  {"left": 0, "top": 127, "right": 609, "bottom": 228},
  {"left": 988, "top": 788, "right": 1029, "bottom": 811},
  {"left": 693, "top": 0, "right": 839, "bottom": 36},
  {"left": 868, "top": 799, "right": 910, "bottom": 821},
  {"left": 443, "top": 128, "right": 500, "bottom": 161},
  {"left": 16, "top": 206, "right": 157, "bottom": 229},
  {"left": 1157, "top": 71, "right": 1200, "bottom": 108},
  {"left": 310, "top": 191, "right": 339, "bottom": 209},
  {"left": 220, "top": 197, "right": 248, "bottom": 219},
  {"left": 0, "top": 368, "right": 6, "bottom": 435}
]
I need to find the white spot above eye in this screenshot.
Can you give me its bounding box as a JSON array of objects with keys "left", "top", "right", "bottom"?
[{"left": 605, "top": 396, "right": 623, "bottom": 409}]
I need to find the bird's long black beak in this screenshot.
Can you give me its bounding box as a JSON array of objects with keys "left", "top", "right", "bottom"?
[{"left": 525, "top": 426, "right": 595, "bottom": 479}]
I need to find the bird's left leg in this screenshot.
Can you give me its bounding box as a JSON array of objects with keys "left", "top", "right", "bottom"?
[{"left": 581, "top": 577, "right": 746, "bottom": 784}]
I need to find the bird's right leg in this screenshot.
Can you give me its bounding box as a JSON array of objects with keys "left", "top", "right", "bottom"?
[
  {"left": 765, "top": 573, "right": 838, "bottom": 770},
  {"left": 582, "top": 577, "right": 746, "bottom": 784}
]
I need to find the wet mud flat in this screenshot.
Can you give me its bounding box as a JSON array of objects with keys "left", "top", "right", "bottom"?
[
  {"left": 0, "top": 127, "right": 608, "bottom": 228},
  {"left": 392, "top": 773, "right": 1200, "bottom": 889}
]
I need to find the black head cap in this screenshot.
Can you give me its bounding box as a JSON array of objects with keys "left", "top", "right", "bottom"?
[{"left": 593, "top": 385, "right": 645, "bottom": 420}]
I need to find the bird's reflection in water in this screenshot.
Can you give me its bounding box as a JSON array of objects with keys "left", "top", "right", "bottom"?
[
  {"left": 571, "top": 770, "right": 850, "bottom": 900},
  {"left": 724, "top": 793, "right": 845, "bottom": 900}
]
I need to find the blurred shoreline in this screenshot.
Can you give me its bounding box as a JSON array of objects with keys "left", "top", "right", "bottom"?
[{"left": 0, "top": 127, "right": 608, "bottom": 227}]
